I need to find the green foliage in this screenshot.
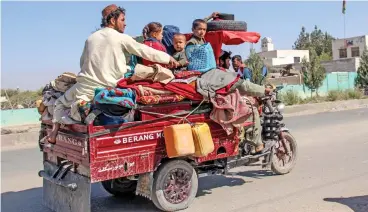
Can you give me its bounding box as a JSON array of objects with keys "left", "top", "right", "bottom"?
[
  {"left": 1, "top": 89, "right": 20, "bottom": 98},
  {"left": 301, "top": 49, "right": 327, "bottom": 96},
  {"left": 280, "top": 90, "right": 302, "bottom": 105},
  {"left": 355, "top": 49, "right": 368, "bottom": 89},
  {"left": 326, "top": 90, "right": 340, "bottom": 101},
  {"left": 293, "top": 25, "right": 335, "bottom": 60},
  {"left": 293, "top": 26, "right": 310, "bottom": 50},
  {"left": 319, "top": 52, "right": 332, "bottom": 61},
  {"left": 1, "top": 88, "right": 42, "bottom": 110},
  {"left": 280, "top": 89, "right": 363, "bottom": 106},
  {"left": 346, "top": 89, "right": 363, "bottom": 99},
  {"left": 245, "top": 48, "right": 265, "bottom": 85},
  {"left": 327, "top": 89, "right": 363, "bottom": 102}
]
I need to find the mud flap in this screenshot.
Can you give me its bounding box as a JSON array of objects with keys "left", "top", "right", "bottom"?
[{"left": 39, "top": 161, "right": 91, "bottom": 212}]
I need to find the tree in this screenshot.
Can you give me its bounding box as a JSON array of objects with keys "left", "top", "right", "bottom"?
[
  {"left": 1, "top": 89, "right": 42, "bottom": 110},
  {"left": 355, "top": 49, "right": 368, "bottom": 89},
  {"left": 293, "top": 26, "right": 335, "bottom": 61},
  {"left": 322, "top": 32, "right": 335, "bottom": 60},
  {"left": 245, "top": 48, "right": 265, "bottom": 85},
  {"left": 1, "top": 89, "right": 19, "bottom": 98},
  {"left": 301, "top": 49, "right": 326, "bottom": 97},
  {"left": 319, "top": 52, "right": 332, "bottom": 62},
  {"left": 293, "top": 26, "right": 310, "bottom": 50}
]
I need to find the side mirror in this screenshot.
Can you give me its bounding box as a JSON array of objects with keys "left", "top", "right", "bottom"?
[{"left": 262, "top": 66, "right": 268, "bottom": 77}]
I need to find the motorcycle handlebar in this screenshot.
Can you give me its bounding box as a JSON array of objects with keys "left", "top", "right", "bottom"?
[
  {"left": 259, "top": 93, "right": 275, "bottom": 113},
  {"left": 266, "top": 99, "right": 274, "bottom": 113}
]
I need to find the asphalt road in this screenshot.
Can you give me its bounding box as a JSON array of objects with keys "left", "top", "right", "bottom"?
[{"left": 1, "top": 108, "right": 368, "bottom": 212}]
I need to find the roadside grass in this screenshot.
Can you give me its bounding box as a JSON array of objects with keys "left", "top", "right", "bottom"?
[{"left": 280, "top": 89, "right": 366, "bottom": 106}]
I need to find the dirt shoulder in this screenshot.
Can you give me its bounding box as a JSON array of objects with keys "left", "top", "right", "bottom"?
[{"left": 283, "top": 98, "right": 368, "bottom": 117}]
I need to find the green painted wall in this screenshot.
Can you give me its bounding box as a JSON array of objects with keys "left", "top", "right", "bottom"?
[
  {"left": 279, "top": 72, "right": 357, "bottom": 98},
  {"left": 1, "top": 108, "right": 40, "bottom": 127}
]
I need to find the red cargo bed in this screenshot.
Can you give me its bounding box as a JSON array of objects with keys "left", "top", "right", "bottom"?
[{"left": 40, "top": 101, "right": 240, "bottom": 183}]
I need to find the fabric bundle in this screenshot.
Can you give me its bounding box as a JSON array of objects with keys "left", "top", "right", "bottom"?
[
  {"left": 93, "top": 87, "right": 136, "bottom": 108},
  {"left": 131, "top": 64, "right": 174, "bottom": 84},
  {"left": 210, "top": 89, "right": 252, "bottom": 135},
  {"left": 91, "top": 87, "right": 136, "bottom": 125},
  {"left": 39, "top": 72, "right": 77, "bottom": 121}
]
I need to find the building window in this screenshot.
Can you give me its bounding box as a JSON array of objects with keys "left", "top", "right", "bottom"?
[
  {"left": 294, "top": 57, "right": 301, "bottom": 63},
  {"left": 339, "top": 48, "right": 347, "bottom": 58},
  {"left": 351, "top": 47, "right": 360, "bottom": 57}
]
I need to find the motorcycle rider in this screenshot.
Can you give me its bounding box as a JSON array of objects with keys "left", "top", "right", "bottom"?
[{"left": 238, "top": 79, "right": 272, "bottom": 153}]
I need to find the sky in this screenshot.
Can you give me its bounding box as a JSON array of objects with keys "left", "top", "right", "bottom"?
[{"left": 1, "top": 1, "right": 368, "bottom": 90}]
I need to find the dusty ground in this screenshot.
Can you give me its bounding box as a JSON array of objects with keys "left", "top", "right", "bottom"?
[{"left": 1, "top": 108, "right": 368, "bottom": 212}]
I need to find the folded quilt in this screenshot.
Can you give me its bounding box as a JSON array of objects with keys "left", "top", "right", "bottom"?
[
  {"left": 137, "top": 85, "right": 174, "bottom": 96},
  {"left": 93, "top": 87, "right": 136, "bottom": 109},
  {"left": 138, "top": 94, "right": 185, "bottom": 105},
  {"left": 132, "top": 64, "right": 174, "bottom": 84}
]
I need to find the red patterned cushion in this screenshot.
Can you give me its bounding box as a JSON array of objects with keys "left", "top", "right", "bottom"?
[{"left": 174, "top": 71, "right": 202, "bottom": 79}]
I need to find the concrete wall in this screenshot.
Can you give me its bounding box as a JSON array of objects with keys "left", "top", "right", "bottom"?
[
  {"left": 272, "top": 57, "right": 360, "bottom": 73},
  {"left": 276, "top": 50, "right": 309, "bottom": 62},
  {"left": 332, "top": 35, "right": 368, "bottom": 60},
  {"left": 268, "top": 75, "right": 304, "bottom": 86},
  {"left": 258, "top": 50, "right": 278, "bottom": 58},
  {"left": 279, "top": 72, "right": 358, "bottom": 99},
  {"left": 258, "top": 50, "right": 309, "bottom": 66},
  {"left": 321, "top": 58, "right": 360, "bottom": 73},
  {"left": 263, "top": 57, "right": 295, "bottom": 67},
  {"left": 1, "top": 108, "right": 40, "bottom": 127}
]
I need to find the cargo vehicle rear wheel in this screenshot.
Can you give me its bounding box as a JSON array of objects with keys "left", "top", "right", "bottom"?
[
  {"left": 151, "top": 160, "right": 198, "bottom": 212},
  {"left": 101, "top": 178, "right": 137, "bottom": 196}
]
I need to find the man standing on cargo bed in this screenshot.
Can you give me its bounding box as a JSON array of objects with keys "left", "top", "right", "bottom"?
[{"left": 46, "top": 4, "right": 179, "bottom": 144}]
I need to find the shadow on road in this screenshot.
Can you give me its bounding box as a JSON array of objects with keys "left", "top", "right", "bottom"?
[
  {"left": 231, "top": 169, "right": 275, "bottom": 179},
  {"left": 2, "top": 176, "right": 248, "bottom": 211},
  {"left": 197, "top": 175, "right": 247, "bottom": 197},
  {"left": 1, "top": 187, "right": 48, "bottom": 212},
  {"left": 2, "top": 175, "right": 252, "bottom": 212},
  {"left": 1, "top": 184, "right": 158, "bottom": 212},
  {"left": 324, "top": 195, "right": 368, "bottom": 212}
]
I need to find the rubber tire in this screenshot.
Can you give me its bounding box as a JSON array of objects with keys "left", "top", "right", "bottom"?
[
  {"left": 207, "top": 20, "right": 247, "bottom": 32},
  {"left": 271, "top": 132, "right": 298, "bottom": 175},
  {"left": 151, "top": 160, "right": 198, "bottom": 212},
  {"left": 217, "top": 13, "right": 235, "bottom": 20},
  {"left": 101, "top": 178, "right": 137, "bottom": 196}
]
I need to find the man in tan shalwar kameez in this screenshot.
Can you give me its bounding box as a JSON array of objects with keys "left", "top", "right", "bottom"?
[{"left": 47, "top": 5, "right": 179, "bottom": 143}]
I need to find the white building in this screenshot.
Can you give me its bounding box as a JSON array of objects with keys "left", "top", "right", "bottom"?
[
  {"left": 332, "top": 35, "right": 368, "bottom": 60},
  {"left": 257, "top": 37, "right": 309, "bottom": 67}
]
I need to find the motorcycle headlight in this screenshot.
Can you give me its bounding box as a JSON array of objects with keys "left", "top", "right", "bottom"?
[{"left": 276, "top": 103, "right": 285, "bottom": 113}]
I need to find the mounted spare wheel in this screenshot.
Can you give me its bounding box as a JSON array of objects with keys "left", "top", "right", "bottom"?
[
  {"left": 101, "top": 178, "right": 137, "bottom": 197},
  {"left": 207, "top": 20, "right": 247, "bottom": 32},
  {"left": 217, "top": 13, "right": 235, "bottom": 20},
  {"left": 151, "top": 160, "right": 198, "bottom": 212}
]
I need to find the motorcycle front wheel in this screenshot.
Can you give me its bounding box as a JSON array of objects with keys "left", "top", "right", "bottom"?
[{"left": 271, "top": 132, "right": 298, "bottom": 175}]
